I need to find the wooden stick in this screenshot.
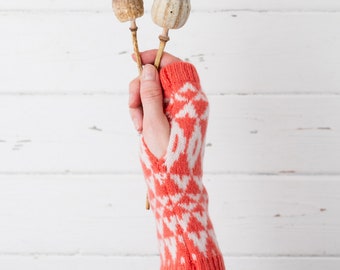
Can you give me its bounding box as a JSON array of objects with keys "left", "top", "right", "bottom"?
[
  {"left": 146, "top": 194, "right": 150, "bottom": 210},
  {"left": 154, "top": 28, "right": 169, "bottom": 69},
  {"left": 130, "top": 20, "right": 148, "bottom": 209},
  {"left": 129, "top": 20, "right": 143, "bottom": 75}
]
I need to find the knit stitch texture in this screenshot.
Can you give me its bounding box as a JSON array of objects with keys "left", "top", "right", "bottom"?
[{"left": 140, "top": 62, "right": 225, "bottom": 270}]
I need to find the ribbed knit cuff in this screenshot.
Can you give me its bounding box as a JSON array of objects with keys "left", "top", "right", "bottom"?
[
  {"left": 160, "top": 253, "right": 225, "bottom": 270},
  {"left": 160, "top": 62, "right": 201, "bottom": 100}
]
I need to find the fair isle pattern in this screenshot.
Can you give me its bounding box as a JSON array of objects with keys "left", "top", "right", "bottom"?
[{"left": 140, "top": 63, "right": 225, "bottom": 270}]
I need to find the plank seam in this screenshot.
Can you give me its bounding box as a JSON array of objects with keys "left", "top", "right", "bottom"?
[
  {"left": 0, "top": 92, "right": 339, "bottom": 97},
  {"left": 0, "top": 253, "right": 339, "bottom": 258},
  {"left": 0, "top": 171, "right": 339, "bottom": 176},
  {"left": 1, "top": 9, "right": 340, "bottom": 14}
]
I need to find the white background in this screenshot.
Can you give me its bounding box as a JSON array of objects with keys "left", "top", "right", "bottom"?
[{"left": 0, "top": 0, "right": 339, "bottom": 269}]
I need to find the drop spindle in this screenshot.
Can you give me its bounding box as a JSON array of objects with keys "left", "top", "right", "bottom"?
[
  {"left": 152, "top": 0, "right": 191, "bottom": 69},
  {"left": 112, "top": 0, "right": 144, "bottom": 74}
]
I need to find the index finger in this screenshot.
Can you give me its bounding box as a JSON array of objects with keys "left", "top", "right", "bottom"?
[{"left": 132, "top": 50, "right": 182, "bottom": 69}]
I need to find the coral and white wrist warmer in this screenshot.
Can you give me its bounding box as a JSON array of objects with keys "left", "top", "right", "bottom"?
[{"left": 140, "top": 62, "right": 225, "bottom": 270}]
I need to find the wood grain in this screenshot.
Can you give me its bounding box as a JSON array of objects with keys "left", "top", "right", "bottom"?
[
  {"left": 1, "top": 0, "right": 339, "bottom": 267},
  {"left": 1, "top": 0, "right": 340, "bottom": 11},
  {"left": 0, "top": 95, "right": 339, "bottom": 174},
  {"left": 0, "top": 175, "right": 338, "bottom": 256},
  {"left": 1, "top": 12, "right": 339, "bottom": 94},
  {"left": 0, "top": 256, "right": 339, "bottom": 270}
]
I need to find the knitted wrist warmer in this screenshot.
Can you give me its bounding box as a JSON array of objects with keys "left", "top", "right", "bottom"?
[{"left": 140, "top": 62, "right": 225, "bottom": 270}]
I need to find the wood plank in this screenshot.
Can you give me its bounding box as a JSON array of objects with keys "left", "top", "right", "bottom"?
[
  {"left": 1, "top": 12, "right": 340, "bottom": 95},
  {"left": 0, "top": 175, "right": 339, "bottom": 256},
  {"left": 0, "top": 256, "right": 160, "bottom": 270},
  {"left": 0, "top": 95, "right": 339, "bottom": 174},
  {"left": 1, "top": 0, "right": 340, "bottom": 11},
  {"left": 0, "top": 256, "right": 339, "bottom": 270}
]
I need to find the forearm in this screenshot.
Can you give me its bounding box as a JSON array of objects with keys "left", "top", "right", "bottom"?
[{"left": 140, "top": 62, "right": 225, "bottom": 270}]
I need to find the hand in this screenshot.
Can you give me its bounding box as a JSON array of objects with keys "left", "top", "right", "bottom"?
[{"left": 128, "top": 50, "right": 181, "bottom": 158}]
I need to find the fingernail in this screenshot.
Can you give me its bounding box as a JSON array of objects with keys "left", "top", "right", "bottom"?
[{"left": 142, "top": 64, "right": 156, "bottom": 81}]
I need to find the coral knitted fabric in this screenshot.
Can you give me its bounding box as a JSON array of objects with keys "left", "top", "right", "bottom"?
[{"left": 140, "top": 62, "right": 225, "bottom": 270}]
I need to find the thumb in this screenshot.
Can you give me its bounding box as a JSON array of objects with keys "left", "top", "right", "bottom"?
[
  {"left": 140, "top": 64, "right": 170, "bottom": 158},
  {"left": 140, "top": 64, "right": 164, "bottom": 118}
]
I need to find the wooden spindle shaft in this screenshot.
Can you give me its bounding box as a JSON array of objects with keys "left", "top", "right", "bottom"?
[
  {"left": 146, "top": 194, "right": 150, "bottom": 210},
  {"left": 154, "top": 28, "right": 170, "bottom": 69},
  {"left": 129, "top": 20, "right": 143, "bottom": 75}
]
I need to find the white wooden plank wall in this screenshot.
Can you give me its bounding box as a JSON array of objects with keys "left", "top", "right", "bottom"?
[{"left": 1, "top": 0, "right": 340, "bottom": 269}]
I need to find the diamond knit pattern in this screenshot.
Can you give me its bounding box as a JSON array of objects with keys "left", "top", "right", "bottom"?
[{"left": 140, "top": 62, "right": 225, "bottom": 270}]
